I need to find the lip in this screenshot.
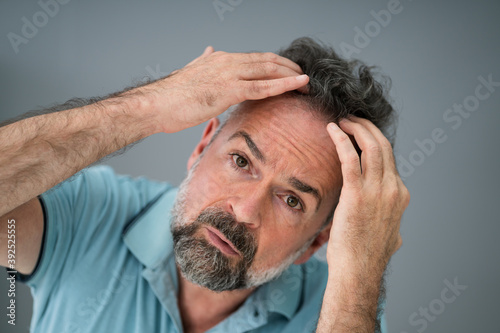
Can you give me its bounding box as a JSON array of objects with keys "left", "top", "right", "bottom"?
[{"left": 204, "top": 226, "right": 240, "bottom": 257}]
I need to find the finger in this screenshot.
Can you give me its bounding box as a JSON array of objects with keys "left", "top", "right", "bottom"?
[
  {"left": 326, "top": 122, "right": 362, "bottom": 188},
  {"left": 348, "top": 116, "right": 397, "bottom": 173},
  {"left": 243, "top": 52, "right": 303, "bottom": 75},
  {"left": 242, "top": 75, "right": 309, "bottom": 100},
  {"left": 239, "top": 62, "right": 305, "bottom": 81},
  {"left": 239, "top": 61, "right": 309, "bottom": 95},
  {"left": 338, "top": 118, "right": 384, "bottom": 180}
]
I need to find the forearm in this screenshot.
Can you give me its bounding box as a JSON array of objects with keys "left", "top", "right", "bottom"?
[
  {"left": 317, "top": 261, "right": 385, "bottom": 333},
  {"left": 0, "top": 92, "right": 158, "bottom": 216}
]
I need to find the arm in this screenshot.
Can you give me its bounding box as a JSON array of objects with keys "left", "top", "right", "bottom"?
[
  {"left": 0, "top": 46, "right": 309, "bottom": 273},
  {"left": 317, "top": 116, "right": 410, "bottom": 332}
]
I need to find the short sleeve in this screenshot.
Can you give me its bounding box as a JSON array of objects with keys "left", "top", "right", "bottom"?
[{"left": 22, "top": 165, "right": 171, "bottom": 294}]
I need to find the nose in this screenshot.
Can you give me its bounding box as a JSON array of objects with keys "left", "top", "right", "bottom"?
[{"left": 225, "top": 186, "right": 267, "bottom": 229}]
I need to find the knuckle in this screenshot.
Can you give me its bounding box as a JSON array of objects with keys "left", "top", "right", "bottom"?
[
  {"left": 265, "top": 62, "right": 279, "bottom": 74},
  {"left": 249, "top": 81, "right": 271, "bottom": 97},
  {"left": 402, "top": 187, "right": 411, "bottom": 206},
  {"left": 385, "top": 186, "right": 400, "bottom": 202},
  {"left": 248, "top": 82, "right": 262, "bottom": 95},
  {"left": 335, "top": 131, "right": 350, "bottom": 143},
  {"left": 382, "top": 142, "right": 394, "bottom": 157},
  {"left": 366, "top": 144, "right": 382, "bottom": 155},
  {"left": 396, "top": 237, "right": 403, "bottom": 250},
  {"left": 344, "top": 152, "right": 360, "bottom": 165},
  {"left": 381, "top": 137, "right": 393, "bottom": 150},
  {"left": 215, "top": 51, "right": 229, "bottom": 61},
  {"left": 263, "top": 52, "right": 278, "bottom": 61},
  {"left": 212, "top": 50, "right": 224, "bottom": 58}
]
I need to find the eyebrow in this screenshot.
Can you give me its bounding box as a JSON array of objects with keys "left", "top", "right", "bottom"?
[
  {"left": 228, "top": 131, "right": 266, "bottom": 163},
  {"left": 288, "top": 177, "right": 322, "bottom": 212},
  {"left": 227, "top": 130, "right": 322, "bottom": 212}
]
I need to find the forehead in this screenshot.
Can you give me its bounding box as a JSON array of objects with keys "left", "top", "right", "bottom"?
[{"left": 218, "top": 96, "right": 342, "bottom": 197}]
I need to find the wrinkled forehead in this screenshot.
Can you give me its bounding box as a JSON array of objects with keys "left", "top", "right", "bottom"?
[
  {"left": 227, "top": 94, "right": 323, "bottom": 123},
  {"left": 217, "top": 95, "right": 343, "bottom": 197},
  {"left": 223, "top": 95, "right": 331, "bottom": 150}
]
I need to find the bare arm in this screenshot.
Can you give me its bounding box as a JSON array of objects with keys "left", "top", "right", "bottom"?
[
  {"left": 0, "top": 46, "right": 309, "bottom": 273},
  {"left": 0, "top": 94, "right": 155, "bottom": 218},
  {"left": 317, "top": 117, "right": 410, "bottom": 332},
  {"left": 0, "top": 198, "right": 44, "bottom": 275}
]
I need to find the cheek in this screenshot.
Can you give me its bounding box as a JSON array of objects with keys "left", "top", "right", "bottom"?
[
  {"left": 251, "top": 227, "right": 299, "bottom": 267},
  {"left": 187, "top": 159, "right": 230, "bottom": 210}
]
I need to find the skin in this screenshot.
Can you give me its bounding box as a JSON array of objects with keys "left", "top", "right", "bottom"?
[{"left": 0, "top": 45, "right": 409, "bottom": 333}]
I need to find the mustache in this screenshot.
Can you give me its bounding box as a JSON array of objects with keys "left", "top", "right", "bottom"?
[{"left": 183, "top": 207, "right": 257, "bottom": 261}]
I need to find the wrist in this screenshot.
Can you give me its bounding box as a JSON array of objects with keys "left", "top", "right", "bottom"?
[
  {"left": 104, "top": 87, "right": 162, "bottom": 136},
  {"left": 128, "top": 76, "right": 188, "bottom": 134},
  {"left": 319, "top": 266, "right": 382, "bottom": 333},
  {"left": 327, "top": 253, "right": 385, "bottom": 290}
]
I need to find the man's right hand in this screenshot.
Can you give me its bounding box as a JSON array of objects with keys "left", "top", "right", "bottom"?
[{"left": 139, "top": 46, "right": 309, "bottom": 133}]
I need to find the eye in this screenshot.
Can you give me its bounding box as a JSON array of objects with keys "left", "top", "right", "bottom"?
[
  {"left": 284, "top": 195, "right": 302, "bottom": 210},
  {"left": 231, "top": 154, "right": 249, "bottom": 170}
]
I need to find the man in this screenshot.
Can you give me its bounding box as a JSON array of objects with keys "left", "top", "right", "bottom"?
[{"left": 0, "top": 37, "right": 409, "bottom": 332}]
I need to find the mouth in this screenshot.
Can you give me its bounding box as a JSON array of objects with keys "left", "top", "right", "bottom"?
[{"left": 204, "top": 226, "right": 240, "bottom": 257}]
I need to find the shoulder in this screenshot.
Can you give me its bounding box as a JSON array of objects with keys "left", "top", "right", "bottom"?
[{"left": 49, "top": 165, "right": 172, "bottom": 206}]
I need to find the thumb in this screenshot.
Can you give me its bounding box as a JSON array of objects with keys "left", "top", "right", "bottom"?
[
  {"left": 202, "top": 45, "right": 215, "bottom": 56},
  {"left": 185, "top": 45, "right": 215, "bottom": 67}
]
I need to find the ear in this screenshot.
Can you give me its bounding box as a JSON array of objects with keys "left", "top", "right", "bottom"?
[
  {"left": 293, "top": 223, "right": 331, "bottom": 265},
  {"left": 187, "top": 118, "right": 221, "bottom": 170}
]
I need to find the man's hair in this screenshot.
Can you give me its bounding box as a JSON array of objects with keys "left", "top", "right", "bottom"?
[
  {"left": 278, "top": 37, "right": 397, "bottom": 145},
  {"left": 217, "top": 37, "right": 397, "bottom": 148}
]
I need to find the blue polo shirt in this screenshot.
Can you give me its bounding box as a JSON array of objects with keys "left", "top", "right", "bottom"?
[{"left": 19, "top": 165, "right": 387, "bottom": 332}]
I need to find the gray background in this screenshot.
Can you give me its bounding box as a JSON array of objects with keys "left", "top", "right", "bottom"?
[{"left": 1, "top": 0, "right": 499, "bottom": 332}]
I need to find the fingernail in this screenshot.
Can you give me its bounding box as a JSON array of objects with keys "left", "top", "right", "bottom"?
[
  {"left": 296, "top": 74, "right": 308, "bottom": 82},
  {"left": 328, "top": 123, "right": 340, "bottom": 131}
]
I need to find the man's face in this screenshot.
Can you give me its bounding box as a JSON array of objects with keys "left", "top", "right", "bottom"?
[{"left": 171, "top": 95, "right": 342, "bottom": 292}]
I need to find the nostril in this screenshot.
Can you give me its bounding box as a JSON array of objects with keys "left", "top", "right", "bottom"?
[{"left": 225, "top": 200, "right": 235, "bottom": 216}]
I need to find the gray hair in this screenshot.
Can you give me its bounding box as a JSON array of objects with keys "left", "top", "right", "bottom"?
[{"left": 278, "top": 37, "right": 397, "bottom": 145}]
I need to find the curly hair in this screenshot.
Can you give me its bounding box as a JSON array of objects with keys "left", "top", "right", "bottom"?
[{"left": 277, "top": 37, "right": 397, "bottom": 145}]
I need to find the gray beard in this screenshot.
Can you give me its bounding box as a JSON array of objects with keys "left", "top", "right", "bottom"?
[{"left": 172, "top": 207, "right": 256, "bottom": 291}]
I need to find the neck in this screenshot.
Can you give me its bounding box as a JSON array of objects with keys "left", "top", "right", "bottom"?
[{"left": 176, "top": 266, "right": 256, "bottom": 332}]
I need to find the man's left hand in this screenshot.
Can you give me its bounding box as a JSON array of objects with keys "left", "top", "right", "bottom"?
[
  {"left": 326, "top": 116, "right": 409, "bottom": 275},
  {"left": 317, "top": 116, "right": 410, "bottom": 332}
]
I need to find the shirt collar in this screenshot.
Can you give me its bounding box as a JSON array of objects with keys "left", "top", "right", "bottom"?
[
  {"left": 252, "top": 263, "right": 303, "bottom": 320},
  {"left": 122, "top": 188, "right": 178, "bottom": 270}
]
